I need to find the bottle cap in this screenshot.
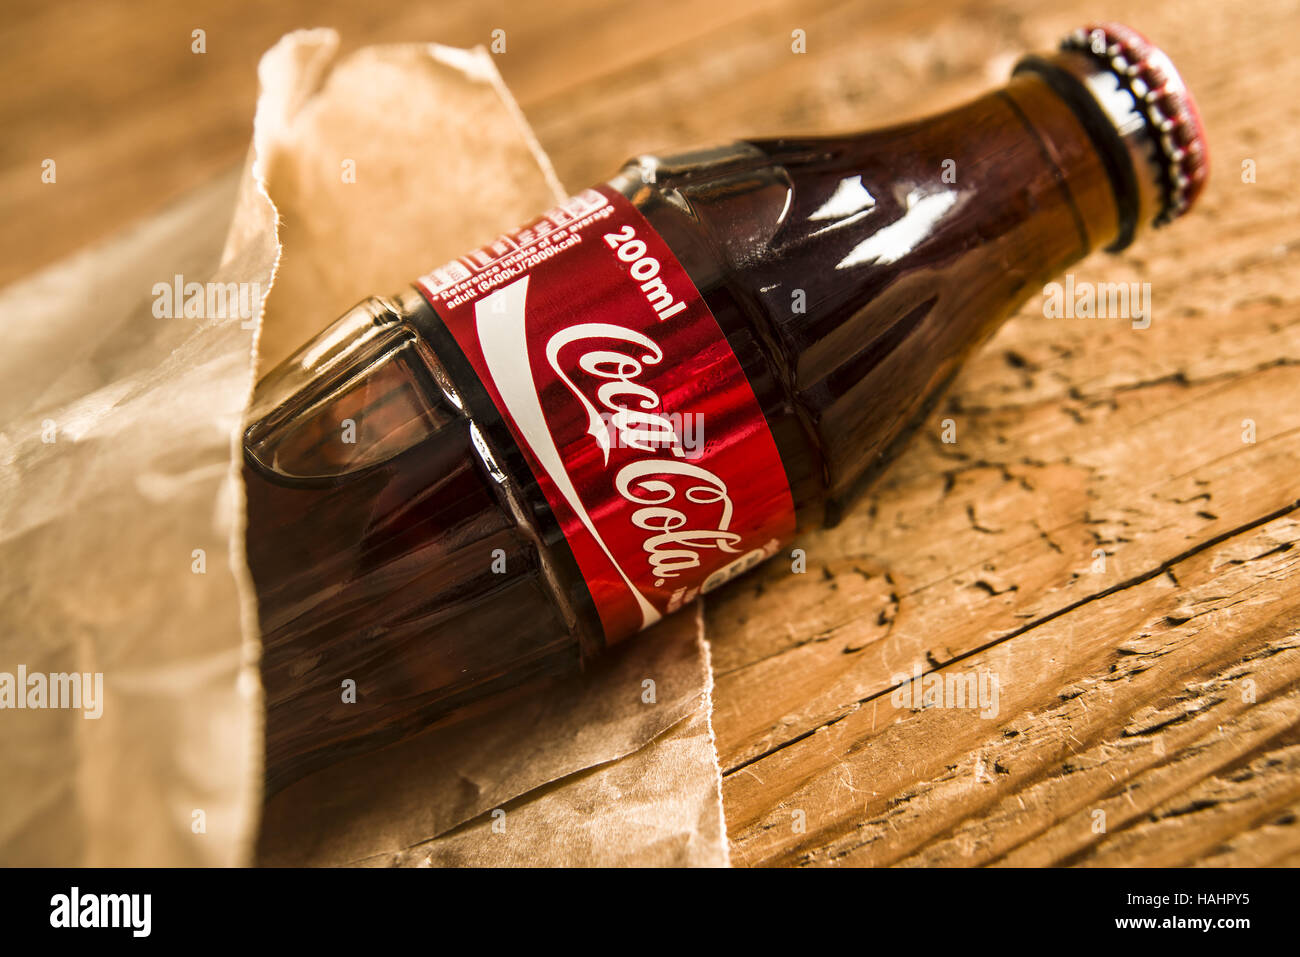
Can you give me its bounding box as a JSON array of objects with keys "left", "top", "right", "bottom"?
[
  {"left": 1059, "top": 23, "right": 1209, "bottom": 225},
  {"left": 1015, "top": 22, "right": 1210, "bottom": 248}
]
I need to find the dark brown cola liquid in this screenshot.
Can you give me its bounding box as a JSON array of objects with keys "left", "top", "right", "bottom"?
[{"left": 246, "top": 60, "right": 1161, "bottom": 788}]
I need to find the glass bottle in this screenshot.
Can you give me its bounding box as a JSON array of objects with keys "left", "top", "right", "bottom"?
[{"left": 243, "top": 23, "right": 1209, "bottom": 788}]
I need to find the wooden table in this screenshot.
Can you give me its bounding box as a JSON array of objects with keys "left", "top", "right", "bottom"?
[{"left": 8, "top": 0, "right": 1299, "bottom": 866}]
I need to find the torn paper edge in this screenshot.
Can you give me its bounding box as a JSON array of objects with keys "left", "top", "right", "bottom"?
[
  {"left": 221, "top": 27, "right": 346, "bottom": 867},
  {"left": 696, "top": 598, "right": 732, "bottom": 867},
  {"left": 427, "top": 43, "right": 568, "bottom": 204}
]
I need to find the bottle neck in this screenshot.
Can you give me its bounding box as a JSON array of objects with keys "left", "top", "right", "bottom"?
[
  {"left": 720, "top": 69, "right": 1139, "bottom": 511},
  {"left": 866, "top": 68, "right": 1129, "bottom": 298},
  {"left": 995, "top": 70, "right": 1124, "bottom": 258}
]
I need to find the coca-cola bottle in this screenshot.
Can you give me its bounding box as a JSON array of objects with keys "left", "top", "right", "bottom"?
[{"left": 244, "top": 23, "right": 1209, "bottom": 789}]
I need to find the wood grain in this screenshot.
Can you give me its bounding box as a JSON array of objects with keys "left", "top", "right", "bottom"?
[{"left": 6, "top": 0, "right": 1299, "bottom": 866}]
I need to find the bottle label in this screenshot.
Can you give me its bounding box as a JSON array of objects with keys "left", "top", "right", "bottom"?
[{"left": 417, "top": 185, "right": 795, "bottom": 642}]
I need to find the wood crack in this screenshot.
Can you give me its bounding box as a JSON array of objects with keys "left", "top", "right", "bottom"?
[{"left": 723, "top": 496, "right": 1300, "bottom": 778}]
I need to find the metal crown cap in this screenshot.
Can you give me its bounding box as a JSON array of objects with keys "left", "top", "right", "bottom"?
[{"left": 1060, "top": 22, "right": 1210, "bottom": 225}]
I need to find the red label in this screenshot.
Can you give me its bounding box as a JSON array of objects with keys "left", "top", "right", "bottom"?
[{"left": 417, "top": 186, "right": 795, "bottom": 642}]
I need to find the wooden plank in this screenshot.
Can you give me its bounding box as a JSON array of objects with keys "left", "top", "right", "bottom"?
[{"left": 722, "top": 516, "right": 1300, "bottom": 866}]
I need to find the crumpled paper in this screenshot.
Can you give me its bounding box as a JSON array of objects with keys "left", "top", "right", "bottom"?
[
  {"left": 0, "top": 167, "right": 267, "bottom": 866},
  {"left": 0, "top": 29, "right": 729, "bottom": 867}
]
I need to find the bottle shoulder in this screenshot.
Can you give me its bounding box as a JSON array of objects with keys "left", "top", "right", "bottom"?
[{"left": 604, "top": 105, "right": 1087, "bottom": 511}]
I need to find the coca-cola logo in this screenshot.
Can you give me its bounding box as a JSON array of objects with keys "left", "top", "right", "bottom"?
[
  {"left": 613, "top": 460, "right": 741, "bottom": 587},
  {"left": 545, "top": 322, "right": 741, "bottom": 584},
  {"left": 476, "top": 276, "right": 742, "bottom": 626}
]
